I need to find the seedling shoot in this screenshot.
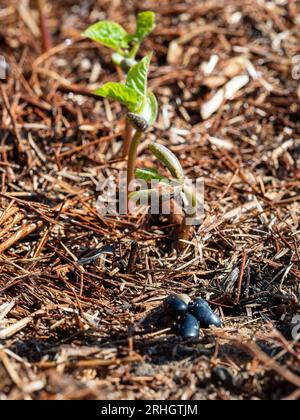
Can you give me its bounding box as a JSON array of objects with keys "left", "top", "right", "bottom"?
[{"left": 83, "top": 12, "right": 156, "bottom": 158}]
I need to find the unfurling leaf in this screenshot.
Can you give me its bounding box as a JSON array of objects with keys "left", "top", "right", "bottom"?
[
  {"left": 135, "top": 168, "right": 164, "bottom": 182},
  {"left": 126, "top": 54, "right": 152, "bottom": 98},
  {"left": 83, "top": 21, "right": 129, "bottom": 51},
  {"left": 134, "top": 11, "right": 156, "bottom": 41},
  {"left": 139, "top": 91, "right": 158, "bottom": 127},
  {"left": 148, "top": 143, "right": 184, "bottom": 181},
  {"left": 94, "top": 82, "right": 142, "bottom": 112},
  {"left": 94, "top": 53, "right": 157, "bottom": 127},
  {"left": 126, "top": 90, "right": 157, "bottom": 130},
  {"left": 125, "top": 12, "right": 156, "bottom": 45}
]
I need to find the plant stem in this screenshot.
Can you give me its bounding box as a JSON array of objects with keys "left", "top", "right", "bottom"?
[
  {"left": 129, "top": 42, "right": 141, "bottom": 59},
  {"left": 178, "top": 185, "right": 197, "bottom": 251},
  {"left": 127, "top": 130, "right": 143, "bottom": 194},
  {"left": 116, "top": 65, "right": 124, "bottom": 82},
  {"left": 123, "top": 120, "right": 133, "bottom": 158},
  {"left": 36, "top": 0, "right": 53, "bottom": 52},
  {"left": 114, "top": 65, "right": 133, "bottom": 159}
]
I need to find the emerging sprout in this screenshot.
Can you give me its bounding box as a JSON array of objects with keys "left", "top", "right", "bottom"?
[
  {"left": 83, "top": 12, "right": 156, "bottom": 158},
  {"left": 149, "top": 143, "right": 184, "bottom": 181},
  {"left": 83, "top": 11, "right": 195, "bottom": 250},
  {"left": 131, "top": 143, "right": 197, "bottom": 251}
]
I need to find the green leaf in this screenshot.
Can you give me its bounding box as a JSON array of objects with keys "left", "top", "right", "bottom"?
[
  {"left": 94, "top": 54, "right": 154, "bottom": 117},
  {"left": 148, "top": 143, "right": 184, "bottom": 181},
  {"left": 94, "top": 82, "right": 142, "bottom": 112},
  {"left": 126, "top": 54, "right": 152, "bottom": 99},
  {"left": 136, "top": 168, "right": 164, "bottom": 182},
  {"left": 135, "top": 11, "right": 156, "bottom": 41},
  {"left": 139, "top": 91, "right": 158, "bottom": 126},
  {"left": 83, "top": 21, "right": 129, "bottom": 51}
]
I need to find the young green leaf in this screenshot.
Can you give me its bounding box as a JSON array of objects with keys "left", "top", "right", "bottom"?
[
  {"left": 126, "top": 90, "right": 157, "bottom": 130},
  {"left": 125, "top": 55, "right": 157, "bottom": 127},
  {"left": 136, "top": 168, "right": 164, "bottom": 182},
  {"left": 135, "top": 11, "right": 156, "bottom": 41},
  {"left": 94, "top": 82, "right": 141, "bottom": 112},
  {"left": 139, "top": 91, "right": 158, "bottom": 126},
  {"left": 148, "top": 143, "right": 184, "bottom": 181},
  {"left": 83, "top": 21, "right": 129, "bottom": 51},
  {"left": 126, "top": 54, "right": 152, "bottom": 98}
]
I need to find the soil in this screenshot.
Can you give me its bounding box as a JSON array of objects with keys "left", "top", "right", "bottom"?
[{"left": 0, "top": 0, "right": 299, "bottom": 400}]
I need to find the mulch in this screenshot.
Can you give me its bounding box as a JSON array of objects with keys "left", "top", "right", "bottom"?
[{"left": 0, "top": 0, "right": 299, "bottom": 400}]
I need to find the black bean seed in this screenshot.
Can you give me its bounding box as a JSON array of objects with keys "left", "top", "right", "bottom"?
[
  {"left": 163, "top": 294, "right": 189, "bottom": 317},
  {"left": 189, "top": 298, "right": 222, "bottom": 328},
  {"left": 178, "top": 314, "right": 200, "bottom": 338}
]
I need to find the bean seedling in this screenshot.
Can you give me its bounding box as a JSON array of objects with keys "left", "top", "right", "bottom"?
[
  {"left": 83, "top": 12, "right": 156, "bottom": 157},
  {"left": 94, "top": 53, "right": 158, "bottom": 195},
  {"left": 131, "top": 143, "right": 197, "bottom": 250},
  {"left": 86, "top": 13, "right": 196, "bottom": 250}
]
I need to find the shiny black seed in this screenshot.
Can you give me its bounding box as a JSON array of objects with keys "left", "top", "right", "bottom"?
[
  {"left": 178, "top": 314, "right": 200, "bottom": 338},
  {"left": 192, "top": 298, "right": 210, "bottom": 308},
  {"left": 163, "top": 294, "right": 189, "bottom": 317},
  {"left": 176, "top": 293, "right": 191, "bottom": 306},
  {"left": 189, "top": 298, "right": 222, "bottom": 328}
]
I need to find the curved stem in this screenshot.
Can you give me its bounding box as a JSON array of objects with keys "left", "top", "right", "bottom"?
[
  {"left": 127, "top": 130, "right": 143, "bottom": 194},
  {"left": 178, "top": 185, "right": 197, "bottom": 251},
  {"left": 116, "top": 65, "right": 124, "bottom": 82},
  {"left": 129, "top": 42, "right": 141, "bottom": 59}
]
